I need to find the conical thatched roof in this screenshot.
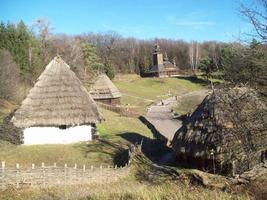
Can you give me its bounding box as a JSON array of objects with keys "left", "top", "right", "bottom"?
[
  {"left": 12, "top": 56, "right": 103, "bottom": 128},
  {"left": 89, "top": 74, "right": 121, "bottom": 99},
  {"left": 172, "top": 86, "right": 267, "bottom": 174}
]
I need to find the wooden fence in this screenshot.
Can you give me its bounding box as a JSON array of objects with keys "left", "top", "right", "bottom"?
[
  {"left": 97, "top": 102, "right": 140, "bottom": 118},
  {"left": 0, "top": 161, "right": 129, "bottom": 189}
]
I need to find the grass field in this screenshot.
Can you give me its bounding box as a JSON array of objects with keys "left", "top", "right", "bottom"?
[
  {"left": 0, "top": 178, "right": 249, "bottom": 200},
  {"left": 2, "top": 74, "right": 249, "bottom": 200},
  {"left": 114, "top": 74, "right": 206, "bottom": 114},
  {"left": 0, "top": 154, "right": 250, "bottom": 200},
  {"left": 172, "top": 90, "right": 209, "bottom": 115},
  {"left": 0, "top": 108, "right": 152, "bottom": 167},
  {"left": 0, "top": 74, "right": 207, "bottom": 168}
]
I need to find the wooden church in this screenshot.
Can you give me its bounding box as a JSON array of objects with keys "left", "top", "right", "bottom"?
[{"left": 143, "top": 44, "right": 180, "bottom": 77}]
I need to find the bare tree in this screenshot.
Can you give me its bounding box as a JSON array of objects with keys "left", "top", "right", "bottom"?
[
  {"left": 189, "top": 41, "right": 200, "bottom": 71},
  {"left": 32, "top": 18, "right": 53, "bottom": 64},
  {"left": 240, "top": 0, "right": 267, "bottom": 43},
  {"left": 189, "top": 41, "right": 194, "bottom": 70},
  {"left": 195, "top": 42, "right": 199, "bottom": 70},
  {"left": 0, "top": 50, "right": 20, "bottom": 101}
]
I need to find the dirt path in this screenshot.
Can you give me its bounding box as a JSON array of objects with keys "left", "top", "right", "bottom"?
[{"left": 142, "top": 89, "right": 209, "bottom": 142}]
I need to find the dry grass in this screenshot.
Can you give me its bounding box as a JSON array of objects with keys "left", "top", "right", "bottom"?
[
  {"left": 0, "top": 99, "right": 16, "bottom": 122},
  {"left": 0, "top": 178, "right": 249, "bottom": 200}
]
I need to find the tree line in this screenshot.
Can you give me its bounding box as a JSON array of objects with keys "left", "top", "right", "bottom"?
[
  {"left": 0, "top": 19, "right": 230, "bottom": 79},
  {"left": 1, "top": 0, "right": 267, "bottom": 102}
]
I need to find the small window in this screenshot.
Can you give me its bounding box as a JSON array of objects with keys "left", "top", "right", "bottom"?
[{"left": 59, "top": 125, "right": 67, "bottom": 129}]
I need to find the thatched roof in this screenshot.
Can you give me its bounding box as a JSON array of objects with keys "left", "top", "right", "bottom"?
[
  {"left": 89, "top": 74, "right": 121, "bottom": 99},
  {"left": 12, "top": 56, "right": 103, "bottom": 128},
  {"left": 172, "top": 87, "right": 267, "bottom": 164}
]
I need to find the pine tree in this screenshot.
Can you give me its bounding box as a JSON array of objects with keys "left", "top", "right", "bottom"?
[{"left": 82, "top": 42, "right": 114, "bottom": 79}]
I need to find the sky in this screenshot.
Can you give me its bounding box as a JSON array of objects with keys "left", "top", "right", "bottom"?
[{"left": 0, "top": 0, "right": 255, "bottom": 42}]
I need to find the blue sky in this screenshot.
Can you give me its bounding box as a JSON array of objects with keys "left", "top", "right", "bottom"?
[{"left": 0, "top": 0, "right": 254, "bottom": 42}]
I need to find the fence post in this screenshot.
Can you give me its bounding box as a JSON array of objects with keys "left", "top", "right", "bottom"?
[
  {"left": 54, "top": 163, "right": 57, "bottom": 168},
  {"left": 74, "top": 163, "right": 77, "bottom": 181},
  {"left": 83, "top": 164, "right": 85, "bottom": 178},
  {"left": 64, "top": 164, "right": 67, "bottom": 185},
  {"left": 16, "top": 163, "right": 19, "bottom": 188},
  {"left": 31, "top": 163, "right": 35, "bottom": 186},
  {"left": 41, "top": 162, "right": 45, "bottom": 187},
  {"left": 100, "top": 165, "right": 103, "bottom": 180},
  {"left": 1, "top": 161, "right": 5, "bottom": 189},
  {"left": 232, "top": 160, "right": 236, "bottom": 177},
  {"left": 106, "top": 165, "right": 110, "bottom": 182},
  {"left": 90, "top": 165, "right": 93, "bottom": 181}
]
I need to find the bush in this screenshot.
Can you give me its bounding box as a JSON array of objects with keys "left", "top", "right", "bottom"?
[{"left": 0, "top": 110, "right": 23, "bottom": 145}]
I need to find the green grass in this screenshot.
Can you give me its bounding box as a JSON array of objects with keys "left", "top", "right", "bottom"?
[
  {"left": 0, "top": 108, "right": 152, "bottom": 167},
  {"left": 114, "top": 74, "right": 205, "bottom": 114},
  {"left": 196, "top": 71, "right": 225, "bottom": 84},
  {"left": 0, "top": 74, "right": 206, "bottom": 167},
  {"left": 0, "top": 140, "right": 115, "bottom": 168},
  {"left": 172, "top": 91, "right": 208, "bottom": 115},
  {"left": 0, "top": 74, "right": 254, "bottom": 200},
  {"left": 98, "top": 109, "right": 152, "bottom": 139}
]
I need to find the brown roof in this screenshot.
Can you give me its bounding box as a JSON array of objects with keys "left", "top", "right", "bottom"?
[
  {"left": 172, "top": 86, "right": 267, "bottom": 161},
  {"left": 90, "top": 74, "right": 121, "bottom": 99},
  {"left": 12, "top": 56, "right": 103, "bottom": 128}
]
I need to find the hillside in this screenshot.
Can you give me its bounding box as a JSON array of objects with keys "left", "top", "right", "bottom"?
[
  {"left": 114, "top": 74, "right": 205, "bottom": 114},
  {"left": 0, "top": 75, "right": 205, "bottom": 166},
  {"left": 0, "top": 75, "right": 254, "bottom": 200}
]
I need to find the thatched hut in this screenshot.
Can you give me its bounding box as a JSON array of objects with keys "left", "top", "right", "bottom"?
[
  {"left": 172, "top": 87, "right": 267, "bottom": 175},
  {"left": 89, "top": 74, "right": 121, "bottom": 105},
  {"left": 11, "top": 56, "right": 103, "bottom": 145}
]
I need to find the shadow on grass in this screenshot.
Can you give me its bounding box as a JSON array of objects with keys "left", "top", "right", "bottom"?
[
  {"left": 133, "top": 153, "right": 180, "bottom": 184},
  {"left": 119, "top": 132, "right": 177, "bottom": 167},
  {"left": 76, "top": 139, "right": 124, "bottom": 156},
  {"left": 73, "top": 139, "right": 128, "bottom": 166},
  {"left": 175, "top": 76, "right": 208, "bottom": 85},
  {"left": 119, "top": 132, "right": 181, "bottom": 183}
]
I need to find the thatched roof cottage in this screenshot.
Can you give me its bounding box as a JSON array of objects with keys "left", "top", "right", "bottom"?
[
  {"left": 172, "top": 87, "right": 267, "bottom": 175},
  {"left": 89, "top": 74, "right": 121, "bottom": 105},
  {"left": 12, "top": 56, "right": 103, "bottom": 145}
]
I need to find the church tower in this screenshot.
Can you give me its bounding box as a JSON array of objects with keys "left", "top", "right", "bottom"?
[{"left": 152, "top": 44, "right": 163, "bottom": 66}]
